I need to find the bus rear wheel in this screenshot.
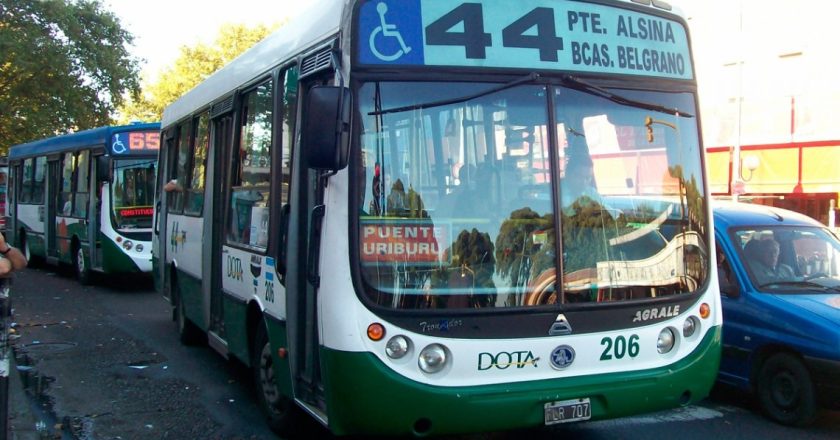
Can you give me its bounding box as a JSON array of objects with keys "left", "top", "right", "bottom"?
[
  {"left": 175, "top": 293, "right": 204, "bottom": 345},
  {"left": 253, "top": 321, "right": 299, "bottom": 436}
]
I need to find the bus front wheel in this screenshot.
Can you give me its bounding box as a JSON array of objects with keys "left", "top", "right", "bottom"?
[
  {"left": 253, "top": 321, "right": 299, "bottom": 436},
  {"left": 74, "top": 244, "right": 91, "bottom": 285},
  {"left": 19, "top": 231, "right": 36, "bottom": 267},
  {"left": 22, "top": 235, "right": 30, "bottom": 261}
]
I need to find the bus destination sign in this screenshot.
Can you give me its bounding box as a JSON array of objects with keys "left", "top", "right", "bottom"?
[
  {"left": 110, "top": 131, "right": 160, "bottom": 155},
  {"left": 357, "top": 0, "right": 693, "bottom": 79},
  {"left": 361, "top": 219, "right": 450, "bottom": 265}
]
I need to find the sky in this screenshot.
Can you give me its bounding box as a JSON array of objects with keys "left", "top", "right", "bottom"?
[{"left": 104, "top": 0, "right": 316, "bottom": 78}]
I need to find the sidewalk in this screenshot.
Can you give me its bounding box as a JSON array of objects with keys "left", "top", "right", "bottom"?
[{"left": 6, "top": 354, "right": 40, "bottom": 440}]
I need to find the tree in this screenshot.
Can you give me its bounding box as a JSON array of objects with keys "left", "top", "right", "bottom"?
[
  {"left": 0, "top": 0, "right": 140, "bottom": 152},
  {"left": 118, "top": 23, "right": 279, "bottom": 124}
]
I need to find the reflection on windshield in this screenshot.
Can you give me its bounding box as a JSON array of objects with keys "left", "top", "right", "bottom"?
[
  {"left": 111, "top": 159, "right": 156, "bottom": 229},
  {"left": 357, "top": 81, "right": 708, "bottom": 311},
  {"left": 734, "top": 226, "right": 840, "bottom": 290}
]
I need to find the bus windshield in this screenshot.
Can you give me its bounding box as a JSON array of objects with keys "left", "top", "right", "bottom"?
[
  {"left": 357, "top": 80, "right": 709, "bottom": 310},
  {"left": 111, "top": 158, "right": 156, "bottom": 229}
]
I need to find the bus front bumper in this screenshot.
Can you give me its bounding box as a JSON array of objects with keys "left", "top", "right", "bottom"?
[{"left": 320, "top": 326, "right": 722, "bottom": 436}]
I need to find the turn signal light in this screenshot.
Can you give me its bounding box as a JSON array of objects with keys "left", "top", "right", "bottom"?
[
  {"left": 699, "top": 303, "right": 711, "bottom": 319},
  {"left": 367, "top": 323, "right": 385, "bottom": 341}
]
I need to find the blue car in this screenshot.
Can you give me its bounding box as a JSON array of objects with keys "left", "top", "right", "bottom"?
[{"left": 714, "top": 202, "right": 840, "bottom": 426}]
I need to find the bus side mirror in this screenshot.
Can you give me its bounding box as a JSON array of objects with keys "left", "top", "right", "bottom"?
[
  {"left": 302, "top": 86, "right": 351, "bottom": 171},
  {"left": 96, "top": 156, "right": 110, "bottom": 182}
]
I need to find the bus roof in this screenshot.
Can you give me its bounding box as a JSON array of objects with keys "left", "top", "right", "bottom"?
[
  {"left": 161, "top": 0, "right": 345, "bottom": 127},
  {"left": 160, "top": 0, "right": 685, "bottom": 128},
  {"left": 8, "top": 122, "right": 160, "bottom": 160}
]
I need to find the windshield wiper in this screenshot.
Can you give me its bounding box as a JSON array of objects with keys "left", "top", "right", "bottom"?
[
  {"left": 560, "top": 75, "right": 693, "bottom": 117},
  {"left": 757, "top": 280, "right": 840, "bottom": 293},
  {"left": 369, "top": 72, "right": 542, "bottom": 116}
]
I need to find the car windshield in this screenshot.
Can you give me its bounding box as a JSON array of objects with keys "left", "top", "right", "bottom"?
[
  {"left": 733, "top": 226, "right": 840, "bottom": 291},
  {"left": 356, "top": 80, "right": 709, "bottom": 310},
  {"left": 111, "top": 158, "right": 156, "bottom": 230}
]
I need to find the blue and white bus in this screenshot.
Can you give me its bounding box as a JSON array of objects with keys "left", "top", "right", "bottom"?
[{"left": 7, "top": 123, "right": 159, "bottom": 284}]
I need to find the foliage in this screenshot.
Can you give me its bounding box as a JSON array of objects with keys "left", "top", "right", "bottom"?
[
  {"left": 118, "top": 23, "right": 279, "bottom": 124},
  {"left": 430, "top": 228, "right": 496, "bottom": 308},
  {"left": 0, "top": 0, "right": 140, "bottom": 152},
  {"left": 494, "top": 207, "right": 554, "bottom": 288}
]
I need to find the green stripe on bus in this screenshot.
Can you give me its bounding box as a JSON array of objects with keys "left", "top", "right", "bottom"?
[
  {"left": 321, "top": 326, "right": 721, "bottom": 436},
  {"left": 222, "top": 295, "right": 249, "bottom": 362},
  {"left": 101, "top": 237, "right": 143, "bottom": 273},
  {"left": 266, "top": 318, "right": 293, "bottom": 398}
]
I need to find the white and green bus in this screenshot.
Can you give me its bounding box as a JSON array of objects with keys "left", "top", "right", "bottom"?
[
  {"left": 7, "top": 123, "right": 159, "bottom": 284},
  {"left": 154, "top": 0, "right": 721, "bottom": 436}
]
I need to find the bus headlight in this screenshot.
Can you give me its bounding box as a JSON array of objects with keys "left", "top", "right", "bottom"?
[
  {"left": 386, "top": 335, "right": 410, "bottom": 359},
  {"left": 122, "top": 240, "right": 133, "bottom": 250},
  {"left": 135, "top": 244, "right": 144, "bottom": 252},
  {"left": 683, "top": 316, "right": 699, "bottom": 338},
  {"left": 418, "top": 344, "right": 447, "bottom": 373},
  {"left": 657, "top": 328, "right": 676, "bottom": 354}
]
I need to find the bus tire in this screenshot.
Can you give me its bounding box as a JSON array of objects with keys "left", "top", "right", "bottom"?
[
  {"left": 19, "top": 231, "right": 37, "bottom": 267},
  {"left": 253, "top": 320, "right": 299, "bottom": 437},
  {"left": 73, "top": 243, "right": 91, "bottom": 285},
  {"left": 175, "top": 293, "right": 204, "bottom": 346},
  {"left": 756, "top": 352, "right": 818, "bottom": 426}
]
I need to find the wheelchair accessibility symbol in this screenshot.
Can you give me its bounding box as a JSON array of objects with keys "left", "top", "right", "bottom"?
[
  {"left": 112, "top": 134, "right": 127, "bottom": 154},
  {"left": 369, "top": 2, "right": 412, "bottom": 62}
]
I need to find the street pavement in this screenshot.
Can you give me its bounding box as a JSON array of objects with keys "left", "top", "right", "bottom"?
[{"left": 7, "top": 354, "right": 39, "bottom": 439}]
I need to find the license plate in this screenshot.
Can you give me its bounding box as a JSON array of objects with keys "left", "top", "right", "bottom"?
[{"left": 544, "top": 398, "right": 591, "bottom": 425}]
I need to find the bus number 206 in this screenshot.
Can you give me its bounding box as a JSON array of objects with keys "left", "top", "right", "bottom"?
[{"left": 600, "top": 334, "right": 640, "bottom": 361}]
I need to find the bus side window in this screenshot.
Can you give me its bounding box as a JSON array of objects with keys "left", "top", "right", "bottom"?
[
  {"left": 185, "top": 112, "right": 209, "bottom": 216},
  {"left": 74, "top": 151, "right": 90, "bottom": 218},
  {"left": 169, "top": 123, "right": 191, "bottom": 213},
  {"left": 33, "top": 157, "right": 46, "bottom": 204},
  {"left": 226, "top": 80, "right": 272, "bottom": 249}
]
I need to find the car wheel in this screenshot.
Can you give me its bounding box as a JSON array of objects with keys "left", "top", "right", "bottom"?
[{"left": 756, "top": 352, "right": 818, "bottom": 426}]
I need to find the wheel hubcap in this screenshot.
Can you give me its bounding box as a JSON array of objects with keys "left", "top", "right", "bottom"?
[
  {"left": 771, "top": 370, "right": 799, "bottom": 409},
  {"left": 77, "top": 248, "right": 85, "bottom": 274}
]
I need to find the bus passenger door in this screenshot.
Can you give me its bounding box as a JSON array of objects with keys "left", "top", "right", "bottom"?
[
  {"left": 155, "top": 133, "right": 176, "bottom": 300},
  {"left": 286, "top": 75, "right": 330, "bottom": 414},
  {"left": 45, "top": 159, "right": 60, "bottom": 264},
  {"left": 89, "top": 155, "right": 104, "bottom": 269},
  {"left": 6, "top": 164, "right": 17, "bottom": 241},
  {"left": 208, "top": 113, "right": 233, "bottom": 338}
]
